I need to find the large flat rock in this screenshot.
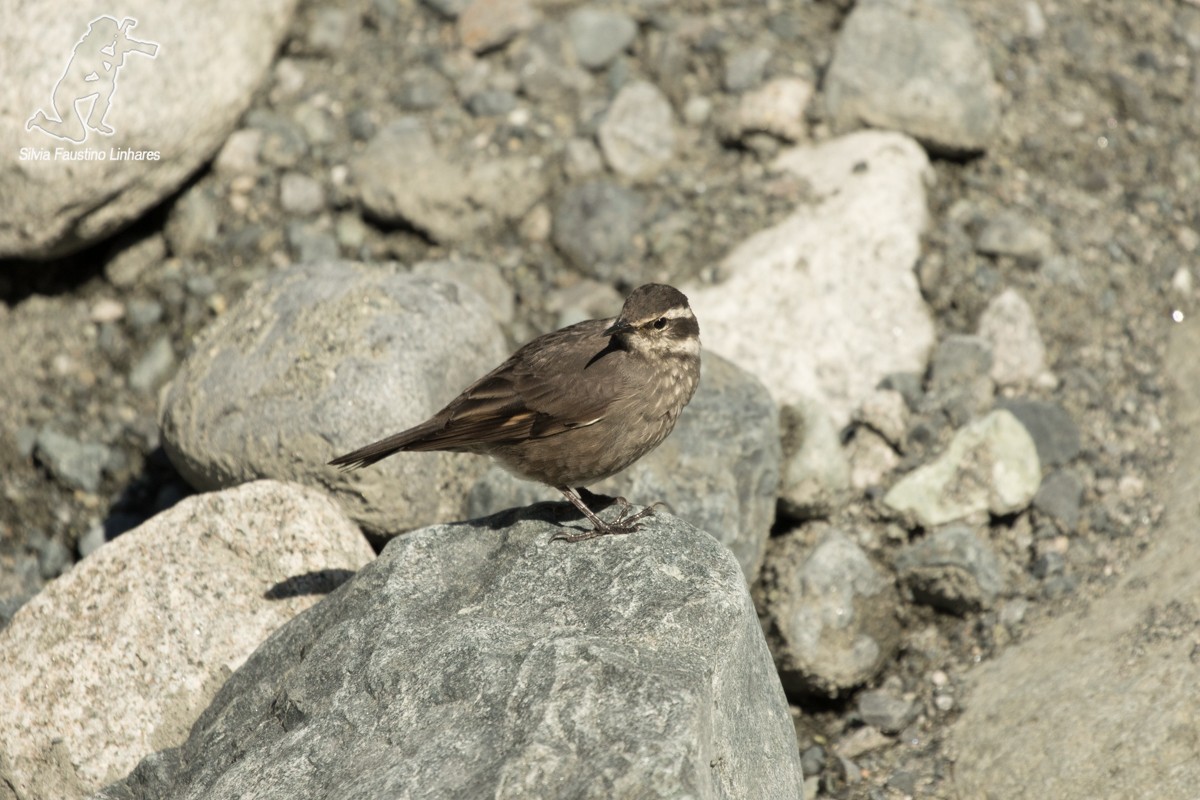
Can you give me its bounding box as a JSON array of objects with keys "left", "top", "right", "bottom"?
[{"left": 95, "top": 507, "right": 804, "bottom": 799}]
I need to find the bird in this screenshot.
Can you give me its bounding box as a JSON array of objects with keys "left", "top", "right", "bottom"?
[{"left": 328, "top": 283, "right": 701, "bottom": 542}]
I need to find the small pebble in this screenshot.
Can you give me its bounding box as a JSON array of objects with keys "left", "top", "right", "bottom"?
[
  {"left": 90, "top": 298, "right": 126, "bottom": 324},
  {"left": 280, "top": 172, "right": 326, "bottom": 216}
]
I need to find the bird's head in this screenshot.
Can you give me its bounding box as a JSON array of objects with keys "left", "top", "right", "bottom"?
[{"left": 604, "top": 284, "right": 700, "bottom": 360}]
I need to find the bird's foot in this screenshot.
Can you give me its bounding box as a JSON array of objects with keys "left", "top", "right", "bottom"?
[{"left": 549, "top": 493, "right": 664, "bottom": 543}]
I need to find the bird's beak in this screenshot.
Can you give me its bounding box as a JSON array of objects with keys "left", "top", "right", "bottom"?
[{"left": 604, "top": 318, "right": 633, "bottom": 336}]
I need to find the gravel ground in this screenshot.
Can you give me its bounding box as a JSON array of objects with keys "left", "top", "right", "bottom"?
[{"left": 1, "top": 0, "right": 1190, "bottom": 796}]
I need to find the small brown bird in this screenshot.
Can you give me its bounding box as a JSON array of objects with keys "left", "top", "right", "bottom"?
[{"left": 329, "top": 283, "right": 701, "bottom": 542}]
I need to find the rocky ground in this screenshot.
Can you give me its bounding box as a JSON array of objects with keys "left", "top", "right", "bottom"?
[{"left": 2, "top": 0, "right": 1196, "bottom": 797}]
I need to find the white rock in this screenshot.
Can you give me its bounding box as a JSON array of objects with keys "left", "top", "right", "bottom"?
[
  {"left": 598, "top": 80, "right": 676, "bottom": 181},
  {"left": 688, "top": 131, "right": 936, "bottom": 428},
  {"left": 2, "top": 1, "right": 298, "bottom": 257},
  {"left": 883, "top": 409, "right": 1042, "bottom": 527},
  {"left": 0, "top": 480, "right": 373, "bottom": 800},
  {"left": 734, "top": 77, "right": 813, "bottom": 142},
  {"left": 779, "top": 397, "right": 850, "bottom": 519},
  {"left": 977, "top": 288, "right": 1051, "bottom": 388}
]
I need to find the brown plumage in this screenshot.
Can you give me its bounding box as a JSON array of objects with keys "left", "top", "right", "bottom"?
[{"left": 328, "top": 283, "right": 701, "bottom": 541}]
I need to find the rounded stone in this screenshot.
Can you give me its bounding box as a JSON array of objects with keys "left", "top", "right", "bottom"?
[{"left": 159, "top": 261, "right": 507, "bottom": 535}]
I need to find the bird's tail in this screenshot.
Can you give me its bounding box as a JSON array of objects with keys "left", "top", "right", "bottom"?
[{"left": 327, "top": 419, "right": 445, "bottom": 470}]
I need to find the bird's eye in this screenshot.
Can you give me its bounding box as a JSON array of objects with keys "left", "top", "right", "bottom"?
[{"left": 653, "top": 317, "right": 667, "bottom": 330}]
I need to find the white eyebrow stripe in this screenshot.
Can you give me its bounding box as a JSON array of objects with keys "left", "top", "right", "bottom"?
[{"left": 655, "top": 306, "right": 694, "bottom": 320}]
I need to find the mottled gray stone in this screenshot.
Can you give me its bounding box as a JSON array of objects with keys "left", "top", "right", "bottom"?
[
  {"left": 857, "top": 689, "right": 916, "bottom": 734},
  {"left": 395, "top": 67, "right": 451, "bottom": 111},
  {"left": 598, "top": 80, "right": 676, "bottom": 180},
  {"left": 567, "top": 7, "right": 637, "bottom": 69},
  {"left": 467, "top": 353, "right": 780, "bottom": 582},
  {"left": 978, "top": 288, "right": 1051, "bottom": 388},
  {"left": 128, "top": 336, "right": 175, "bottom": 393},
  {"left": 1033, "top": 469, "right": 1084, "bottom": 531},
  {"left": 779, "top": 397, "right": 850, "bottom": 520},
  {"left": 895, "top": 525, "right": 1006, "bottom": 613},
  {"left": 353, "top": 118, "right": 544, "bottom": 243},
  {"left": 34, "top": 428, "right": 114, "bottom": 493},
  {"left": 975, "top": 210, "right": 1054, "bottom": 265},
  {"left": 159, "top": 261, "right": 507, "bottom": 536},
  {"left": 551, "top": 179, "right": 644, "bottom": 280},
  {"left": 925, "top": 334, "right": 995, "bottom": 426},
  {"left": 823, "top": 0, "right": 1000, "bottom": 156},
  {"left": 279, "top": 172, "right": 325, "bottom": 216},
  {"left": 163, "top": 189, "right": 220, "bottom": 256},
  {"left": 95, "top": 510, "right": 803, "bottom": 800},
  {"left": 723, "top": 46, "right": 772, "bottom": 92},
  {"left": 353, "top": 118, "right": 478, "bottom": 242},
  {"left": 465, "top": 89, "right": 517, "bottom": 117},
  {"left": 411, "top": 258, "right": 514, "bottom": 325},
  {"left": 756, "top": 524, "right": 901, "bottom": 698}
]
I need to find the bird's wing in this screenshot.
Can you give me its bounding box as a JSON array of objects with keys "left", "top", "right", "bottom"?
[{"left": 403, "top": 320, "right": 632, "bottom": 450}]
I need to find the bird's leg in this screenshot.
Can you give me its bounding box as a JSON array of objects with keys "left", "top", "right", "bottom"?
[{"left": 551, "top": 486, "right": 642, "bottom": 542}]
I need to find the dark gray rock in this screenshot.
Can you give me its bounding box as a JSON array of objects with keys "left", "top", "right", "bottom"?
[
  {"left": 1033, "top": 469, "right": 1084, "bottom": 531},
  {"left": 566, "top": 7, "right": 637, "bottom": 70},
  {"left": 925, "top": 335, "right": 995, "bottom": 427},
  {"left": 126, "top": 299, "right": 164, "bottom": 331},
  {"left": 551, "top": 179, "right": 644, "bottom": 280},
  {"left": 823, "top": 0, "right": 1000, "bottom": 156},
  {"left": 975, "top": 210, "right": 1054, "bottom": 265},
  {"left": 420, "top": 0, "right": 471, "bottom": 18},
  {"left": 928, "top": 335, "right": 993, "bottom": 391},
  {"left": 96, "top": 509, "right": 804, "bottom": 800},
  {"left": 465, "top": 88, "right": 517, "bottom": 116},
  {"left": 756, "top": 524, "right": 902, "bottom": 698},
  {"left": 468, "top": 353, "right": 780, "bottom": 582},
  {"left": 159, "top": 261, "right": 507, "bottom": 536},
  {"left": 34, "top": 428, "right": 114, "bottom": 493},
  {"left": 285, "top": 222, "right": 340, "bottom": 264},
  {"left": 857, "top": 688, "right": 915, "bottom": 734},
  {"left": 996, "top": 398, "right": 1082, "bottom": 467},
  {"left": 895, "top": 525, "right": 1006, "bottom": 614}
]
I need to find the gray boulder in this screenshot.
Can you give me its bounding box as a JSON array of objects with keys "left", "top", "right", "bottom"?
[
  {"left": 95, "top": 508, "right": 805, "bottom": 800},
  {"left": 756, "top": 524, "right": 902, "bottom": 699},
  {"left": 2, "top": 0, "right": 298, "bottom": 257},
  {"left": 823, "top": 0, "right": 1000, "bottom": 156},
  {"left": 467, "top": 353, "right": 781, "bottom": 583},
  {"left": 159, "top": 261, "right": 507, "bottom": 536},
  {"left": 0, "top": 480, "right": 372, "bottom": 800}
]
